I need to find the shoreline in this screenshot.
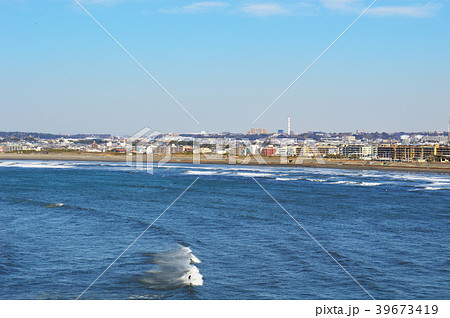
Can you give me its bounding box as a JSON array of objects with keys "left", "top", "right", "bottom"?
[{"left": 1, "top": 152, "right": 449, "bottom": 174}]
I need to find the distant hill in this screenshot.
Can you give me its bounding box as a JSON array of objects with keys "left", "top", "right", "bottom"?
[{"left": 0, "top": 131, "right": 112, "bottom": 140}]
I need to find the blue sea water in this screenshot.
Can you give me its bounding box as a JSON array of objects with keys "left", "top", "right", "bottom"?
[{"left": 0, "top": 160, "right": 448, "bottom": 300}]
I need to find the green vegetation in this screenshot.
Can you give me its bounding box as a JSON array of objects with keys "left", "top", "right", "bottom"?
[
  {"left": 173, "top": 140, "right": 193, "bottom": 146},
  {"left": 324, "top": 154, "right": 345, "bottom": 159},
  {"left": 200, "top": 143, "right": 216, "bottom": 149}
]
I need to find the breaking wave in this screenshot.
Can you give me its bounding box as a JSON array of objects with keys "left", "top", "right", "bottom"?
[
  {"left": 184, "top": 170, "right": 221, "bottom": 176},
  {"left": 44, "top": 203, "right": 65, "bottom": 208},
  {"left": 0, "top": 161, "right": 75, "bottom": 169},
  {"left": 422, "top": 187, "right": 447, "bottom": 191},
  {"left": 234, "top": 172, "right": 275, "bottom": 178},
  {"left": 140, "top": 246, "right": 203, "bottom": 290},
  {"left": 306, "top": 178, "right": 328, "bottom": 183},
  {"left": 359, "top": 182, "right": 382, "bottom": 186}
]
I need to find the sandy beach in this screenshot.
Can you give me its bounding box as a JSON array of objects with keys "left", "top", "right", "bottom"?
[{"left": 1, "top": 152, "right": 449, "bottom": 174}]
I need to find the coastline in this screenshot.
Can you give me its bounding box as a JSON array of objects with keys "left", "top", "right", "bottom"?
[{"left": 1, "top": 152, "right": 449, "bottom": 174}]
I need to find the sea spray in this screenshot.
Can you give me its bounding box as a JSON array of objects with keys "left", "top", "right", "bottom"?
[{"left": 141, "top": 246, "right": 203, "bottom": 290}]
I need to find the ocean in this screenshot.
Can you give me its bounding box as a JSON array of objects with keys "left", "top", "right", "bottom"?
[{"left": 0, "top": 160, "right": 448, "bottom": 300}]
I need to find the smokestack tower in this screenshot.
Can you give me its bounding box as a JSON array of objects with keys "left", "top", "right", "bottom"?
[{"left": 288, "top": 116, "right": 291, "bottom": 136}]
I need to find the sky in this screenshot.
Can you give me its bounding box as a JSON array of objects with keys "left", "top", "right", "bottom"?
[{"left": 1, "top": 0, "right": 449, "bottom": 135}]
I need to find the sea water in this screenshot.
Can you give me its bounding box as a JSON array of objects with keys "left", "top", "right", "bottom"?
[{"left": 0, "top": 160, "right": 448, "bottom": 299}]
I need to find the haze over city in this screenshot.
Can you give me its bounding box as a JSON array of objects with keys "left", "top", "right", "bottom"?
[{"left": 1, "top": 0, "right": 449, "bottom": 134}]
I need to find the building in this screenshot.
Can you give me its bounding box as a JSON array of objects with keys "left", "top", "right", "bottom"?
[
  {"left": 277, "top": 146, "right": 299, "bottom": 156},
  {"left": 377, "top": 145, "right": 450, "bottom": 161},
  {"left": 361, "top": 146, "right": 378, "bottom": 158},
  {"left": 436, "top": 145, "right": 450, "bottom": 156},
  {"left": 248, "top": 144, "right": 261, "bottom": 155},
  {"left": 317, "top": 145, "right": 340, "bottom": 156},
  {"left": 343, "top": 136, "right": 356, "bottom": 143},
  {"left": 377, "top": 145, "right": 395, "bottom": 160},
  {"left": 247, "top": 128, "right": 269, "bottom": 135},
  {"left": 340, "top": 145, "right": 363, "bottom": 158},
  {"left": 287, "top": 116, "right": 291, "bottom": 136},
  {"left": 150, "top": 145, "right": 184, "bottom": 154},
  {"left": 261, "top": 146, "right": 277, "bottom": 156},
  {"left": 1, "top": 144, "right": 31, "bottom": 152}
]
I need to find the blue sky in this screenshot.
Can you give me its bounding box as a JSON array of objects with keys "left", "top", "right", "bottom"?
[{"left": 1, "top": 0, "right": 449, "bottom": 135}]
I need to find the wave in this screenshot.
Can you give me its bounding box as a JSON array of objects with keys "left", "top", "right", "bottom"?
[
  {"left": 422, "top": 187, "right": 448, "bottom": 191},
  {"left": 428, "top": 182, "right": 450, "bottom": 189},
  {"left": 306, "top": 178, "right": 328, "bottom": 183},
  {"left": 141, "top": 246, "right": 203, "bottom": 290},
  {"left": 331, "top": 180, "right": 358, "bottom": 185},
  {"left": 234, "top": 172, "right": 275, "bottom": 178},
  {"left": 409, "top": 187, "right": 448, "bottom": 191},
  {"left": 44, "top": 203, "right": 65, "bottom": 208},
  {"left": 276, "top": 177, "right": 298, "bottom": 181},
  {"left": 163, "top": 164, "right": 219, "bottom": 171},
  {"left": 0, "top": 161, "right": 75, "bottom": 169},
  {"left": 387, "top": 174, "right": 450, "bottom": 183},
  {"left": 330, "top": 180, "right": 381, "bottom": 186},
  {"left": 360, "top": 182, "right": 382, "bottom": 186},
  {"left": 184, "top": 170, "right": 220, "bottom": 176}
]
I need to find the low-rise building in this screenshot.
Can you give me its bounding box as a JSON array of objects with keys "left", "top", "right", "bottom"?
[
  {"left": 261, "top": 146, "right": 277, "bottom": 156},
  {"left": 340, "top": 145, "right": 363, "bottom": 158},
  {"left": 247, "top": 128, "right": 269, "bottom": 135},
  {"left": 377, "top": 145, "right": 450, "bottom": 161},
  {"left": 361, "top": 145, "right": 378, "bottom": 158}
]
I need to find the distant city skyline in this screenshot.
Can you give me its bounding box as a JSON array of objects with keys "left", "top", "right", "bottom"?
[
  {"left": 1, "top": 127, "right": 449, "bottom": 138},
  {"left": 1, "top": 0, "right": 449, "bottom": 135}
]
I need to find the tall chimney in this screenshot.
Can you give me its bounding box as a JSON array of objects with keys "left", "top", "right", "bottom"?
[{"left": 288, "top": 116, "right": 291, "bottom": 136}]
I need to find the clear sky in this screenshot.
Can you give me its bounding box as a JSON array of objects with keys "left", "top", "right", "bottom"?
[{"left": 1, "top": 0, "right": 449, "bottom": 135}]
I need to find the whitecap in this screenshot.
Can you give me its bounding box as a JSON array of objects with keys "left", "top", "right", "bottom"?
[
  {"left": 234, "top": 172, "right": 276, "bottom": 178},
  {"left": 329, "top": 180, "right": 381, "bottom": 186},
  {"left": 275, "top": 177, "right": 297, "bottom": 181},
  {"left": 331, "top": 181, "right": 359, "bottom": 185},
  {"left": 359, "top": 182, "right": 382, "bottom": 186},
  {"left": 141, "top": 246, "right": 203, "bottom": 290},
  {"left": 45, "top": 203, "right": 64, "bottom": 208},
  {"left": 306, "top": 178, "right": 328, "bottom": 183},
  {"left": 0, "top": 161, "right": 74, "bottom": 169},
  {"left": 184, "top": 170, "right": 220, "bottom": 176},
  {"left": 388, "top": 174, "right": 450, "bottom": 183}
]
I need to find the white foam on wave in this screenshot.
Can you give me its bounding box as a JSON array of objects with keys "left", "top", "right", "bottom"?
[
  {"left": 360, "top": 173, "right": 380, "bottom": 178},
  {"left": 360, "top": 182, "right": 382, "bottom": 186},
  {"left": 387, "top": 174, "right": 450, "bottom": 183},
  {"left": 330, "top": 180, "right": 381, "bottom": 186},
  {"left": 429, "top": 182, "right": 450, "bottom": 188},
  {"left": 163, "top": 164, "right": 219, "bottom": 171},
  {"left": 45, "top": 203, "right": 64, "bottom": 208},
  {"left": 276, "top": 177, "right": 298, "bottom": 181},
  {"left": 184, "top": 170, "right": 221, "bottom": 176},
  {"left": 234, "top": 172, "right": 276, "bottom": 178},
  {"left": 141, "top": 246, "right": 203, "bottom": 290},
  {"left": 309, "top": 169, "right": 358, "bottom": 177},
  {"left": 0, "top": 162, "right": 15, "bottom": 167},
  {"left": 331, "top": 180, "right": 359, "bottom": 185},
  {"left": 0, "top": 161, "right": 75, "bottom": 169},
  {"left": 422, "top": 187, "right": 448, "bottom": 191},
  {"left": 227, "top": 166, "right": 274, "bottom": 172},
  {"left": 306, "top": 178, "right": 328, "bottom": 183}
]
